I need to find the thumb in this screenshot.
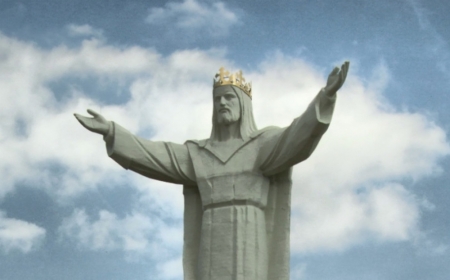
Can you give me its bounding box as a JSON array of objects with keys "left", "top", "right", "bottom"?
[{"left": 87, "top": 109, "right": 101, "bottom": 118}]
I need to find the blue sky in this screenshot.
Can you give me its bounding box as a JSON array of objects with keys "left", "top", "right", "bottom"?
[{"left": 0, "top": 0, "right": 449, "bottom": 279}]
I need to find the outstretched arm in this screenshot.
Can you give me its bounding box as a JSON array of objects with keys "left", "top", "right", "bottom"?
[
  {"left": 74, "top": 110, "right": 196, "bottom": 185},
  {"left": 258, "top": 62, "right": 349, "bottom": 176}
]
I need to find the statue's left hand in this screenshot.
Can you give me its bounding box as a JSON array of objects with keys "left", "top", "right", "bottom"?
[
  {"left": 324, "top": 61, "right": 350, "bottom": 96},
  {"left": 74, "top": 109, "right": 111, "bottom": 136}
]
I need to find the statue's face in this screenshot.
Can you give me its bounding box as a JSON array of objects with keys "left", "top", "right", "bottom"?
[{"left": 213, "top": 86, "right": 241, "bottom": 125}]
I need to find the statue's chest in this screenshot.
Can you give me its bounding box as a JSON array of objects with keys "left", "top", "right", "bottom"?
[
  {"left": 200, "top": 140, "right": 259, "bottom": 174},
  {"left": 188, "top": 140, "right": 270, "bottom": 207}
]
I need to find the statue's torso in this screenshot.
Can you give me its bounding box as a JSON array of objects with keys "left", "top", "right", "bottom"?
[
  {"left": 186, "top": 138, "right": 270, "bottom": 280},
  {"left": 189, "top": 138, "right": 271, "bottom": 209}
]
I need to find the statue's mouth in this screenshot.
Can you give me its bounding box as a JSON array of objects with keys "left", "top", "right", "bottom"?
[{"left": 219, "top": 108, "right": 230, "bottom": 113}]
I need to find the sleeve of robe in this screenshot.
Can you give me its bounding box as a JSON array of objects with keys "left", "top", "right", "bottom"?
[
  {"left": 103, "top": 123, "right": 197, "bottom": 185},
  {"left": 258, "top": 88, "right": 336, "bottom": 176}
]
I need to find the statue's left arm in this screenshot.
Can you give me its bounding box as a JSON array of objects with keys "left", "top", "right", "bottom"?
[{"left": 258, "top": 62, "right": 349, "bottom": 176}]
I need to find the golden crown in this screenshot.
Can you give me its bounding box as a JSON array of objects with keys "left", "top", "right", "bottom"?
[{"left": 213, "top": 67, "right": 252, "bottom": 99}]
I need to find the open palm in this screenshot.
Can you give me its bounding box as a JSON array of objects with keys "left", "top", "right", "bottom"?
[
  {"left": 325, "top": 61, "right": 349, "bottom": 95},
  {"left": 74, "top": 109, "right": 111, "bottom": 135}
]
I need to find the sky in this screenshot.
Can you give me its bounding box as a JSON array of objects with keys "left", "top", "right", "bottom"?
[{"left": 0, "top": 0, "right": 449, "bottom": 279}]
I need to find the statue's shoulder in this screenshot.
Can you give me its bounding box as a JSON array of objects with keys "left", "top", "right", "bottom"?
[
  {"left": 250, "top": 126, "right": 282, "bottom": 139},
  {"left": 184, "top": 138, "right": 208, "bottom": 148},
  {"left": 184, "top": 126, "right": 281, "bottom": 148}
]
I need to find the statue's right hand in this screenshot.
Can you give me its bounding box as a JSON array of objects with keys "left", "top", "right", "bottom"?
[{"left": 74, "top": 109, "right": 111, "bottom": 136}]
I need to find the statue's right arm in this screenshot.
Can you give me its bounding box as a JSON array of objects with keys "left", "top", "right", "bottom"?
[
  {"left": 105, "top": 122, "right": 196, "bottom": 185},
  {"left": 257, "top": 62, "right": 349, "bottom": 176},
  {"left": 256, "top": 91, "right": 334, "bottom": 176},
  {"left": 74, "top": 110, "right": 196, "bottom": 185}
]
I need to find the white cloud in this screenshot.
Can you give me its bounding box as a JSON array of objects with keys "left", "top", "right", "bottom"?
[
  {"left": 59, "top": 208, "right": 184, "bottom": 278},
  {"left": 0, "top": 30, "right": 448, "bottom": 268},
  {"left": 0, "top": 211, "right": 46, "bottom": 253},
  {"left": 146, "top": 0, "right": 239, "bottom": 37},
  {"left": 59, "top": 209, "right": 157, "bottom": 253},
  {"left": 66, "top": 24, "right": 103, "bottom": 38},
  {"left": 290, "top": 183, "right": 421, "bottom": 253},
  {"left": 0, "top": 33, "right": 162, "bottom": 200}
]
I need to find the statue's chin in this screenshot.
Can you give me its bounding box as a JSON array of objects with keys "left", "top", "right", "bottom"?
[{"left": 217, "top": 116, "right": 238, "bottom": 126}]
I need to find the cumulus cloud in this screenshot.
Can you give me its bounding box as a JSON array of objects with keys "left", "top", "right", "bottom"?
[
  {"left": 290, "top": 183, "right": 421, "bottom": 252},
  {"left": 146, "top": 0, "right": 239, "bottom": 37},
  {"left": 0, "top": 33, "right": 160, "bottom": 200},
  {"left": 59, "top": 209, "right": 169, "bottom": 253},
  {"left": 59, "top": 208, "right": 183, "bottom": 278},
  {"left": 0, "top": 29, "right": 448, "bottom": 269},
  {"left": 0, "top": 211, "right": 46, "bottom": 253}
]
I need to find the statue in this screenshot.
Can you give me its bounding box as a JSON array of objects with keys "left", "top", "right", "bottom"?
[{"left": 74, "top": 62, "right": 349, "bottom": 280}]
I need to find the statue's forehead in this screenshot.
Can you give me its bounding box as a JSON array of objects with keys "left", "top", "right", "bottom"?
[{"left": 213, "top": 85, "right": 237, "bottom": 96}]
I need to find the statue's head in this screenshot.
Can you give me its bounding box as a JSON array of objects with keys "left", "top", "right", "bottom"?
[
  {"left": 210, "top": 68, "right": 257, "bottom": 140},
  {"left": 213, "top": 85, "right": 241, "bottom": 125}
]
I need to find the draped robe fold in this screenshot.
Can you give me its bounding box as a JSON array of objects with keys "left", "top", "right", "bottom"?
[{"left": 104, "top": 89, "right": 335, "bottom": 280}]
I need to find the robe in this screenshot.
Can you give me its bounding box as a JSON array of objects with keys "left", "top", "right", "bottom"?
[{"left": 104, "top": 89, "right": 335, "bottom": 280}]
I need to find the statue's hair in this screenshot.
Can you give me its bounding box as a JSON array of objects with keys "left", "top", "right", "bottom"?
[{"left": 210, "top": 85, "right": 258, "bottom": 141}]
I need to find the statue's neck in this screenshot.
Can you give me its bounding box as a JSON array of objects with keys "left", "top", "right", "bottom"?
[{"left": 217, "top": 122, "right": 240, "bottom": 142}]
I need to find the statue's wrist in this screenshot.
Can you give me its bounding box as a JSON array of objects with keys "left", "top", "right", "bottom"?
[
  {"left": 103, "top": 121, "right": 112, "bottom": 136},
  {"left": 103, "top": 122, "right": 114, "bottom": 141},
  {"left": 323, "top": 86, "right": 336, "bottom": 97}
]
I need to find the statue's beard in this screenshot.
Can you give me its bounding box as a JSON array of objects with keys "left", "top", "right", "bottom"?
[{"left": 217, "top": 110, "right": 239, "bottom": 125}]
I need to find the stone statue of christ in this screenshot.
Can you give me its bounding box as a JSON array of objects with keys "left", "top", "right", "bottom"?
[{"left": 74, "top": 62, "right": 349, "bottom": 280}]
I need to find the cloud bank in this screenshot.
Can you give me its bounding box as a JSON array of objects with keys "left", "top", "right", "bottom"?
[{"left": 59, "top": 208, "right": 181, "bottom": 255}]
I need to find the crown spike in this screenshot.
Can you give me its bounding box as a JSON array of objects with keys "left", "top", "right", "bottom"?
[{"left": 213, "top": 67, "right": 252, "bottom": 99}]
